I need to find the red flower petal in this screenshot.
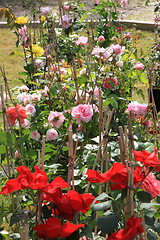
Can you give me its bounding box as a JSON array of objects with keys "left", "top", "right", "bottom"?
[
  {"left": 0, "top": 179, "right": 22, "bottom": 195},
  {"left": 50, "top": 176, "right": 69, "bottom": 189},
  {"left": 33, "top": 217, "right": 62, "bottom": 239},
  {"left": 61, "top": 222, "right": 84, "bottom": 238}
]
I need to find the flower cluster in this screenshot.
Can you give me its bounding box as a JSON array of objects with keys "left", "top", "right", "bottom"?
[
  {"left": 126, "top": 101, "right": 148, "bottom": 118},
  {"left": 6, "top": 104, "right": 28, "bottom": 125},
  {"left": 0, "top": 166, "right": 94, "bottom": 239}
]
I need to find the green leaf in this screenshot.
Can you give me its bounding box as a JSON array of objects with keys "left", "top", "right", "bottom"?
[
  {"left": 97, "top": 214, "right": 120, "bottom": 234},
  {"left": 19, "top": 72, "right": 28, "bottom": 76},
  {"left": 0, "top": 146, "right": 6, "bottom": 154},
  {"left": 156, "top": 195, "right": 160, "bottom": 204},
  {"left": 93, "top": 201, "right": 111, "bottom": 211},
  {"left": 147, "top": 231, "right": 158, "bottom": 240},
  {"left": 111, "top": 100, "right": 118, "bottom": 109},
  {"left": 140, "top": 203, "right": 160, "bottom": 210},
  {"left": 95, "top": 193, "right": 109, "bottom": 201},
  {"left": 10, "top": 211, "right": 25, "bottom": 226},
  {"left": 77, "top": 74, "right": 89, "bottom": 85},
  {"left": 103, "top": 98, "right": 115, "bottom": 106},
  {"left": 154, "top": 6, "right": 159, "bottom": 12},
  {"left": 80, "top": 226, "right": 93, "bottom": 239},
  {"left": 62, "top": 146, "right": 69, "bottom": 152},
  {"left": 154, "top": 222, "right": 160, "bottom": 234},
  {"left": 145, "top": 215, "right": 155, "bottom": 227},
  {"left": 27, "top": 149, "right": 37, "bottom": 160},
  {"left": 10, "top": 233, "right": 20, "bottom": 239},
  {"left": 145, "top": 0, "right": 150, "bottom": 6},
  {"left": 50, "top": 86, "right": 57, "bottom": 97},
  {"left": 0, "top": 132, "right": 15, "bottom": 147},
  {"left": 137, "top": 190, "right": 152, "bottom": 203},
  {"left": 73, "top": 132, "right": 84, "bottom": 142},
  {"left": 140, "top": 72, "right": 148, "bottom": 84}
]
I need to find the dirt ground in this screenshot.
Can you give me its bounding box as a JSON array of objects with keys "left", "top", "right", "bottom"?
[{"left": 0, "top": 0, "right": 157, "bottom": 22}]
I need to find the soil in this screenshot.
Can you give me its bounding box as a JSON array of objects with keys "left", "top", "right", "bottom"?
[{"left": 0, "top": 0, "right": 158, "bottom": 22}]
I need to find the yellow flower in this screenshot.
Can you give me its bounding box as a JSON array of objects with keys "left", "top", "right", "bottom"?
[
  {"left": 40, "top": 15, "right": 46, "bottom": 22},
  {"left": 15, "top": 16, "right": 28, "bottom": 25},
  {"left": 31, "top": 44, "right": 44, "bottom": 57}
]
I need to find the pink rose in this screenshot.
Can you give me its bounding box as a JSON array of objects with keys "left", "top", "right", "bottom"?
[
  {"left": 42, "top": 86, "right": 49, "bottom": 97},
  {"left": 19, "top": 85, "right": 29, "bottom": 92},
  {"left": 89, "top": 86, "right": 100, "bottom": 100},
  {"left": 116, "top": 61, "right": 123, "bottom": 68},
  {"left": 120, "top": 0, "right": 128, "bottom": 7},
  {"left": 91, "top": 46, "right": 106, "bottom": 58},
  {"left": 135, "top": 62, "right": 145, "bottom": 70},
  {"left": 18, "top": 26, "right": 28, "bottom": 43},
  {"left": 26, "top": 104, "right": 36, "bottom": 116},
  {"left": 46, "top": 128, "right": 58, "bottom": 141},
  {"left": 48, "top": 111, "right": 65, "bottom": 128},
  {"left": 140, "top": 173, "right": 160, "bottom": 198},
  {"left": 79, "top": 237, "right": 87, "bottom": 240},
  {"left": 30, "top": 131, "right": 41, "bottom": 141},
  {"left": 75, "top": 36, "right": 88, "bottom": 46},
  {"left": 34, "top": 59, "right": 44, "bottom": 69},
  {"left": 17, "top": 92, "right": 29, "bottom": 104},
  {"left": 111, "top": 44, "right": 125, "bottom": 55},
  {"left": 126, "top": 101, "right": 148, "bottom": 117},
  {"left": 95, "top": 0, "right": 100, "bottom": 4},
  {"left": 61, "top": 15, "right": 72, "bottom": 28},
  {"left": 79, "top": 68, "right": 86, "bottom": 75},
  {"left": 31, "top": 93, "right": 41, "bottom": 102},
  {"left": 40, "top": 7, "right": 51, "bottom": 16},
  {"left": 16, "top": 118, "right": 30, "bottom": 128},
  {"left": 63, "top": 5, "right": 69, "bottom": 10},
  {"left": 91, "top": 46, "right": 113, "bottom": 61},
  {"left": 124, "top": 32, "right": 131, "bottom": 38},
  {"left": 98, "top": 36, "right": 105, "bottom": 42},
  {"left": 71, "top": 104, "right": 93, "bottom": 123},
  {"left": 102, "top": 77, "right": 119, "bottom": 90},
  {"left": 21, "top": 119, "right": 30, "bottom": 128}
]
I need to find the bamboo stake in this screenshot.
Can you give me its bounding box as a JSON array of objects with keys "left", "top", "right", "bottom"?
[
  {"left": 141, "top": 211, "right": 147, "bottom": 240},
  {"left": 147, "top": 66, "right": 159, "bottom": 152},
  {"left": 85, "top": 110, "right": 114, "bottom": 193},
  {"left": 20, "top": 211, "right": 29, "bottom": 240},
  {"left": 41, "top": 136, "right": 46, "bottom": 171},
  {"left": 71, "top": 59, "right": 80, "bottom": 103},
  {"left": 36, "top": 136, "right": 46, "bottom": 226},
  {"left": 0, "top": 85, "right": 11, "bottom": 178},
  {"left": 68, "top": 130, "right": 74, "bottom": 191}
]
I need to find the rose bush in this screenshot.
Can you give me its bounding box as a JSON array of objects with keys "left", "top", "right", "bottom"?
[{"left": 0, "top": 0, "right": 159, "bottom": 240}]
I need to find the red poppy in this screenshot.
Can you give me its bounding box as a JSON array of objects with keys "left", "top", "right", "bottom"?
[
  {"left": 132, "top": 148, "right": 160, "bottom": 171},
  {"left": 33, "top": 217, "right": 84, "bottom": 239},
  {"left": 6, "top": 104, "right": 28, "bottom": 125},
  {"left": 107, "top": 216, "right": 144, "bottom": 240}
]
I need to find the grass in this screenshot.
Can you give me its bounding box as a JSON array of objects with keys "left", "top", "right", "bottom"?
[
  {"left": 125, "top": 11, "right": 155, "bottom": 22},
  {"left": 0, "top": 29, "right": 24, "bottom": 87}
]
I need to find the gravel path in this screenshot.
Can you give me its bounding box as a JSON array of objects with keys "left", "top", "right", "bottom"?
[{"left": 0, "top": 0, "right": 157, "bottom": 22}]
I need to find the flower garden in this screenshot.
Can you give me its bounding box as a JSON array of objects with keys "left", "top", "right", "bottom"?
[{"left": 0, "top": 0, "right": 160, "bottom": 239}]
